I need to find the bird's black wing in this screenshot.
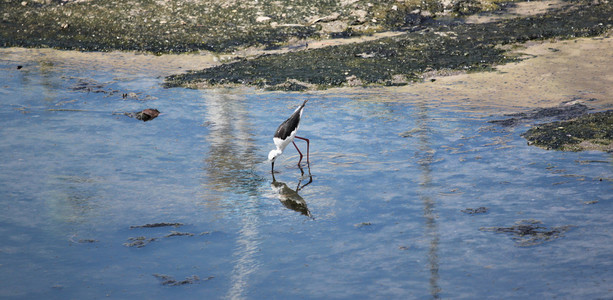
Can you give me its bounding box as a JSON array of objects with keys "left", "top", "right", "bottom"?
[
  {"left": 274, "top": 100, "right": 308, "bottom": 140},
  {"left": 274, "top": 110, "right": 301, "bottom": 140}
]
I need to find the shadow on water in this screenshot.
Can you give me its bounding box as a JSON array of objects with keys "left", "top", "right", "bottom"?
[
  {"left": 198, "top": 91, "right": 266, "bottom": 299},
  {"left": 414, "top": 102, "right": 441, "bottom": 299},
  {"left": 271, "top": 164, "right": 314, "bottom": 218},
  {"left": 200, "top": 91, "right": 264, "bottom": 197}
]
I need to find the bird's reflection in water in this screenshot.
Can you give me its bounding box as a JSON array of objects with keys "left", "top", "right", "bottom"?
[{"left": 271, "top": 165, "right": 313, "bottom": 218}]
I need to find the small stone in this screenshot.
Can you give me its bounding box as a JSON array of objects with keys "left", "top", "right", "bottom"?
[
  {"left": 255, "top": 16, "right": 272, "bottom": 23},
  {"left": 345, "top": 75, "right": 363, "bottom": 87},
  {"left": 308, "top": 12, "right": 340, "bottom": 25}
]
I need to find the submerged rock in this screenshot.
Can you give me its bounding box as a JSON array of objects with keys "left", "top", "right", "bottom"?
[
  {"left": 71, "top": 79, "right": 108, "bottom": 94},
  {"left": 481, "top": 219, "right": 572, "bottom": 247},
  {"left": 461, "top": 207, "right": 488, "bottom": 214},
  {"left": 121, "top": 109, "right": 160, "bottom": 122},
  {"left": 164, "top": 231, "right": 195, "bottom": 237},
  {"left": 125, "top": 223, "right": 204, "bottom": 248},
  {"left": 129, "top": 222, "right": 183, "bottom": 229},
  {"left": 153, "top": 274, "right": 212, "bottom": 286},
  {"left": 123, "top": 236, "right": 157, "bottom": 248}
]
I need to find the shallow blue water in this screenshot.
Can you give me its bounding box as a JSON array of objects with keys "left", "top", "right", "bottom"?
[{"left": 1, "top": 50, "right": 612, "bottom": 299}]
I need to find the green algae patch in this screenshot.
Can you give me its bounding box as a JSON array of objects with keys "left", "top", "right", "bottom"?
[
  {"left": 164, "top": 26, "right": 505, "bottom": 90},
  {"left": 522, "top": 110, "right": 613, "bottom": 152},
  {"left": 0, "top": 0, "right": 321, "bottom": 53},
  {"left": 165, "top": 1, "right": 612, "bottom": 90},
  {"left": 0, "top": 0, "right": 440, "bottom": 53}
]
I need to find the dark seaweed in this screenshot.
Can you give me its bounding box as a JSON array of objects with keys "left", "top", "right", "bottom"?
[
  {"left": 129, "top": 222, "right": 183, "bottom": 229},
  {"left": 461, "top": 207, "right": 488, "bottom": 214},
  {"left": 165, "top": 2, "right": 612, "bottom": 89},
  {"left": 490, "top": 103, "right": 590, "bottom": 127},
  {"left": 521, "top": 110, "right": 613, "bottom": 151},
  {"left": 153, "top": 274, "right": 212, "bottom": 286},
  {"left": 481, "top": 219, "right": 572, "bottom": 247}
]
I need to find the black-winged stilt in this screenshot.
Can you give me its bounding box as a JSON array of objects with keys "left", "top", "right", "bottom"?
[{"left": 268, "top": 99, "right": 310, "bottom": 172}]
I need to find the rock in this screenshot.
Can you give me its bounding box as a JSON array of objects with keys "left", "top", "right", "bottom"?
[
  {"left": 345, "top": 75, "right": 363, "bottom": 87},
  {"left": 319, "top": 20, "right": 348, "bottom": 33},
  {"left": 124, "top": 236, "right": 157, "bottom": 248},
  {"left": 355, "top": 52, "right": 376, "bottom": 58},
  {"left": 308, "top": 12, "right": 341, "bottom": 25},
  {"left": 119, "top": 108, "right": 161, "bottom": 122},
  {"left": 255, "top": 16, "right": 272, "bottom": 23},
  {"left": 340, "top": 0, "right": 359, "bottom": 5},
  {"left": 134, "top": 108, "right": 160, "bottom": 121},
  {"left": 351, "top": 9, "right": 368, "bottom": 24}
]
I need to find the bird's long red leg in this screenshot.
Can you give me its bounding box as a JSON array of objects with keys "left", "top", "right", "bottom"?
[
  {"left": 295, "top": 136, "right": 310, "bottom": 164},
  {"left": 292, "top": 141, "right": 304, "bottom": 166}
]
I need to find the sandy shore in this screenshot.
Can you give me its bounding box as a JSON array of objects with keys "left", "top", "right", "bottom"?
[{"left": 398, "top": 33, "right": 613, "bottom": 111}]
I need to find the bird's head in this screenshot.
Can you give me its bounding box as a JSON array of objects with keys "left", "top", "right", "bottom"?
[{"left": 268, "top": 149, "right": 282, "bottom": 162}]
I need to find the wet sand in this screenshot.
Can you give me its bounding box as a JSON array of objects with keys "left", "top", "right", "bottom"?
[
  {"left": 398, "top": 33, "right": 613, "bottom": 111},
  {"left": 0, "top": 47, "right": 219, "bottom": 78}
]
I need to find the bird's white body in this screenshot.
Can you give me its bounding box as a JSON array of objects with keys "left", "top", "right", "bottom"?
[{"left": 270, "top": 124, "right": 299, "bottom": 158}]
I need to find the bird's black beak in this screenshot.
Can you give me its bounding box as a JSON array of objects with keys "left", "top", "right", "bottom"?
[{"left": 271, "top": 161, "right": 277, "bottom": 182}]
